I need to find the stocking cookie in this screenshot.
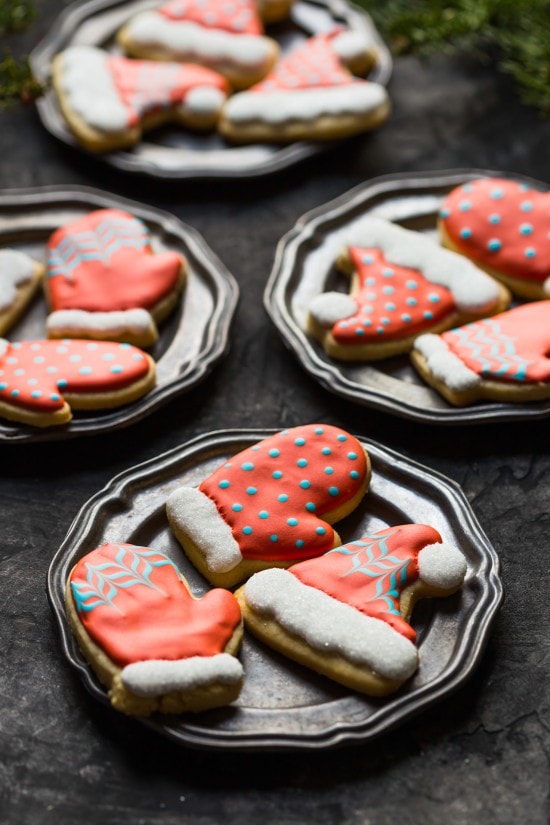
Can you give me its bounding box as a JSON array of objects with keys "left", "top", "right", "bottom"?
[
  {"left": 218, "top": 31, "right": 389, "bottom": 144},
  {"left": 439, "top": 178, "right": 550, "bottom": 300},
  {"left": 118, "top": 0, "right": 279, "bottom": 90},
  {"left": 66, "top": 543, "right": 243, "bottom": 715},
  {"left": 237, "top": 524, "right": 467, "bottom": 696},
  {"left": 307, "top": 218, "right": 510, "bottom": 360},
  {"left": 167, "top": 424, "right": 371, "bottom": 588},
  {"left": 45, "top": 209, "right": 186, "bottom": 347},
  {"left": 411, "top": 301, "right": 550, "bottom": 405},
  {"left": 0, "top": 249, "right": 44, "bottom": 336},
  {"left": 0, "top": 338, "right": 155, "bottom": 427},
  {"left": 52, "top": 46, "right": 229, "bottom": 153}
]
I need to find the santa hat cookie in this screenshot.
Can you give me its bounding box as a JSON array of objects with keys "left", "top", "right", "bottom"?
[
  {"left": 0, "top": 338, "right": 155, "bottom": 427},
  {"left": 237, "top": 524, "right": 467, "bottom": 696},
  {"left": 118, "top": 0, "right": 279, "bottom": 91},
  {"left": 412, "top": 301, "right": 550, "bottom": 405},
  {"left": 307, "top": 217, "right": 511, "bottom": 361},
  {"left": 45, "top": 209, "right": 186, "bottom": 348},
  {"left": 166, "top": 424, "right": 371, "bottom": 588},
  {"left": 66, "top": 543, "right": 243, "bottom": 715},
  {"left": 0, "top": 249, "right": 44, "bottom": 337},
  {"left": 218, "top": 31, "right": 389, "bottom": 144},
  {"left": 52, "top": 46, "right": 229, "bottom": 153},
  {"left": 439, "top": 178, "right": 550, "bottom": 300}
]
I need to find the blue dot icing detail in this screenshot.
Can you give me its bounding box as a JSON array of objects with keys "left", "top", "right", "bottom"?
[
  {"left": 365, "top": 277, "right": 376, "bottom": 286},
  {"left": 278, "top": 494, "right": 289, "bottom": 503},
  {"left": 402, "top": 313, "right": 411, "bottom": 322},
  {"left": 251, "top": 445, "right": 260, "bottom": 451},
  {"left": 79, "top": 366, "right": 92, "bottom": 375},
  {"left": 407, "top": 281, "right": 418, "bottom": 290},
  {"left": 273, "top": 470, "right": 283, "bottom": 479},
  {"left": 356, "top": 328, "right": 364, "bottom": 336},
  {"left": 27, "top": 379, "right": 37, "bottom": 386},
  {"left": 305, "top": 502, "right": 316, "bottom": 512},
  {"left": 225, "top": 463, "right": 232, "bottom": 468},
  {"left": 337, "top": 434, "right": 347, "bottom": 442},
  {"left": 316, "top": 527, "right": 326, "bottom": 536},
  {"left": 488, "top": 239, "right": 502, "bottom": 252},
  {"left": 246, "top": 486, "right": 257, "bottom": 495},
  {"left": 362, "top": 255, "right": 374, "bottom": 264},
  {"left": 322, "top": 447, "right": 331, "bottom": 455},
  {"left": 347, "top": 452, "right": 357, "bottom": 460},
  {"left": 383, "top": 286, "right": 395, "bottom": 295},
  {"left": 329, "top": 486, "right": 339, "bottom": 496},
  {"left": 110, "top": 365, "right": 123, "bottom": 374},
  {"left": 31, "top": 391, "right": 42, "bottom": 399},
  {"left": 287, "top": 518, "right": 298, "bottom": 526},
  {"left": 14, "top": 369, "right": 24, "bottom": 376},
  {"left": 119, "top": 343, "right": 131, "bottom": 349},
  {"left": 364, "top": 306, "right": 373, "bottom": 314},
  {"left": 50, "top": 394, "right": 61, "bottom": 402},
  {"left": 232, "top": 503, "right": 243, "bottom": 512},
  {"left": 324, "top": 467, "right": 334, "bottom": 475},
  {"left": 350, "top": 470, "right": 360, "bottom": 479},
  {"left": 0, "top": 383, "right": 6, "bottom": 390},
  {"left": 462, "top": 184, "right": 473, "bottom": 192},
  {"left": 383, "top": 268, "right": 394, "bottom": 278},
  {"left": 270, "top": 535, "right": 278, "bottom": 542},
  {"left": 407, "top": 298, "right": 417, "bottom": 307},
  {"left": 525, "top": 247, "right": 537, "bottom": 258},
  {"left": 69, "top": 354, "right": 81, "bottom": 363},
  {"left": 363, "top": 319, "right": 372, "bottom": 327},
  {"left": 489, "top": 214, "right": 501, "bottom": 224},
  {"left": 11, "top": 390, "right": 19, "bottom": 397},
  {"left": 57, "top": 379, "right": 68, "bottom": 388},
  {"left": 521, "top": 201, "right": 533, "bottom": 212},
  {"left": 460, "top": 228, "right": 472, "bottom": 239},
  {"left": 219, "top": 480, "right": 230, "bottom": 489},
  {"left": 296, "top": 540, "right": 304, "bottom": 549},
  {"left": 490, "top": 188, "right": 504, "bottom": 199},
  {"left": 424, "top": 311, "right": 434, "bottom": 320},
  {"left": 243, "top": 526, "right": 253, "bottom": 535},
  {"left": 241, "top": 462, "right": 254, "bottom": 471},
  {"left": 385, "top": 303, "right": 396, "bottom": 312},
  {"left": 258, "top": 511, "right": 269, "bottom": 519},
  {"left": 439, "top": 208, "right": 451, "bottom": 218},
  {"left": 268, "top": 449, "right": 280, "bottom": 457},
  {"left": 459, "top": 200, "right": 471, "bottom": 211},
  {"left": 428, "top": 294, "right": 441, "bottom": 303},
  {"left": 381, "top": 318, "right": 390, "bottom": 326},
  {"left": 300, "top": 480, "right": 311, "bottom": 489},
  {"left": 34, "top": 356, "right": 45, "bottom": 364},
  {"left": 294, "top": 437, "right": 306, "bottom": 446},
  {"left": 314, "top": 427, "right": 324, "bottom": 434},
  {"left": 520, "top": 224, "right": 533, "bottom": 235},
  {"left": 102, "top": 353, "right": 115, "bottom": 361},
  {"left": 297, "top": 458, "right": 308, "bottom": 468}
]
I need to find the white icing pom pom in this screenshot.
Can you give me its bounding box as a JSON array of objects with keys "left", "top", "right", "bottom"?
[
  {"left": 183, "top": 85, "right": 227, "bottom": 116},
  {"left": 417, "top": 542, "right": 467, "bottom": 591},
  {"left": 332, "top": 30, "right": 371, "bottom": 63},
  {"left": 309, "top": 292, "right": 358, "bottom": 327}
]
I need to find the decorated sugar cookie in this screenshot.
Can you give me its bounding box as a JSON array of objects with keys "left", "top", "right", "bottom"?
[
  {"left": 0, "top": 249, "right": 44, "bottom": 336},
  {"left": 411, "top": 301, "right": 550, "bottom": 405},
  {"left": 118, "top": 0, "right": 279, "bottom": 90},
  {"left": 439, "top": 178, "right": 550, "bottom": 299},
  {"left": 166, "top": 424, "right": 371, "bottom": 588},
  {"left": 218, "top": 31, "right": 388, "bottom": 144},
  {"left": 45, "top": 209, "right": 186, "bottom": 347},
  {"left": 0, "top": 338, "right": 155, "bottom": 427},
  {"left": 237, "top": 524, "right": 467, "bottom": 696},
  {"left": 52, "top": 46, "right": 229, "bottom": 153},
  {"left": 307, "top": 217, "right": 510, "bottom": 360},
  {"left": 66, "top": 543, "right": 243, "bottom": 715}
]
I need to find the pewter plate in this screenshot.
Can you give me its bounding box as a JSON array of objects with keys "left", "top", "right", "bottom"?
[
  {"left": 29, "top": 0, "right": 392, "bottom": 181},
  {"left": 264, "top": 168, "right": 550, "bottom": 424},
  {"left": 0, "top": 187, "right": 238, "bottom": 443},
  {"left": 47, "top": 428, "right": 502, "bottom": 750}
]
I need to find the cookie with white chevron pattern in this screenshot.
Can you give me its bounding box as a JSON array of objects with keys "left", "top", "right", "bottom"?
[{"left": 411, "top": 301, "right": 550, "bottom": 405}]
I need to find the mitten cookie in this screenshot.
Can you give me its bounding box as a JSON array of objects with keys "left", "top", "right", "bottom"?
[
  {"left": 52, "top": 46, "right": 229, "bottom": 153},
  {"left": 411, "top": 301, "right": 550, "bottom": 405},
  {"left": 118, "top": 0, "right": 279, "bottom": 90},
  {"left": 237, "top": 524, "right": 467, "bottom": 696},
  {"left": 66, "top": 543, "right": 243, "bottom": 715},
  {"left": 0, "top": 249, "right": 44, "bottom": 336},
  {"left": 439, "top": 178, "right": 550, "bottom": 300},
  {"left": 45, "top": 209, "right": 186, "bottom": 347},
  {"left": 218, "top": 31, "right": 388, "bottom": 144},
  {"left": 0, "top": 338, "right": 155, "bottom": 427},
  {"left": 167, "top": 424, "right": 371, "bottom": 588},
  {"left": 307, "top": 217, "right": 510, "bottom": 361}
]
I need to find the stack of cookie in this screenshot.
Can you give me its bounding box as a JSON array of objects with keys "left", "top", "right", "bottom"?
[{"left": 50, "top": 0, "right": 390, "bottom": 151}]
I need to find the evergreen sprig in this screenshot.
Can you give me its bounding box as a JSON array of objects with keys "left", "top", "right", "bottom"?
[
  {"left": 0, "top": 0, "right": 35, "bottom": 36},
  {"left": 357, "top": 0, "right": 550, "bottom": 115},
  {"left": 0, "top": 1, "right": 43, "bottom": 107}
]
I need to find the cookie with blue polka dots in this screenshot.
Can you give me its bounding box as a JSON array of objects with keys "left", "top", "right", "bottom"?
[
  {"left": 307, "top": 217, "right": 509, "bottom": 361},
  {"left": 439, "top": 178, "right": 550, "bottom": 300},
  {"left": 0, "top": 338, "right": 155, "bottom": 427},
  {"left": 166, "top": 424, "right": 371, "bottom": 587}
]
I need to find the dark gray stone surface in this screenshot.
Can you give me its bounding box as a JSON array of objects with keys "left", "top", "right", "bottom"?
[{"left": 0, "top": 4, "right": 549, "bottom": 823}]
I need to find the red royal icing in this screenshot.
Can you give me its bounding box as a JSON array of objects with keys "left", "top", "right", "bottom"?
[
  {"left": 332, "top": 246, "right": 455, "bottom": 344},
  {"left": 200, "top": 424, "right": 368, "bottom": 563},
  {"left": 107, "top": 56, "right": 228, "bottom": 127},
  {"left": 442, "top": 301, "right": 550, "bottom": 384},
  {"left": 70, "top": 543, "right": 241, "bottom": 668},
  {"left": 159, "top": 0, "right": 263, "bottom": 36},
  {"left": 253, "top": 33, "right": 355, "bottom": 93},
  {"left": 440, "top": 178, "right": 550, "bottom": 284},
  {"left": 0, "top": 339, "right": 151, "bottom": 412},
  {"left": 47, "top": 209, "right": 183, "bottom": 314},
  {"left": 291, "top": 524, "right": 443, "bottom": 642}
]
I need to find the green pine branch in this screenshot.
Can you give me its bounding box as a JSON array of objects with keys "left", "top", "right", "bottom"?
[
  {"left": 0, "top": 1, "right": 44, "bottom": 108},
  {"left": 0, "top": 0, "right": 36, "bottom": 35},
  {"left": 358, "top": 0, "right": 550, "bottom": 115}
]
